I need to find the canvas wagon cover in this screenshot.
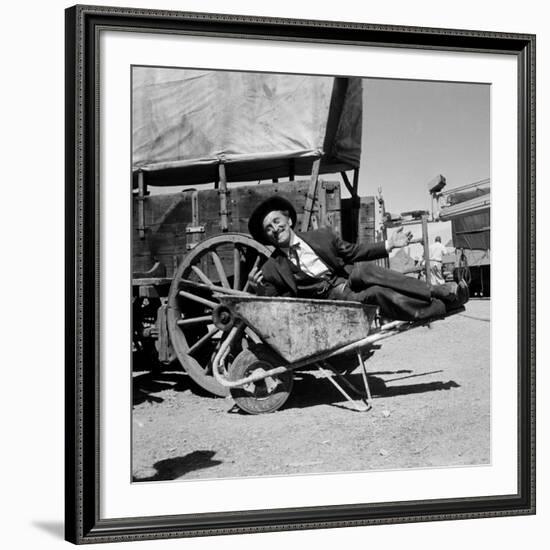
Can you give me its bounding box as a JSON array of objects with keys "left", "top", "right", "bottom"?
[{"left": 132, "top": 67, "right": 362, "bottom": 186}]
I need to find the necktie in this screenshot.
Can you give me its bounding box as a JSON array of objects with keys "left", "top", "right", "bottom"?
[{"left": 289, "top": 244, "right": 301, "bottom": 270}]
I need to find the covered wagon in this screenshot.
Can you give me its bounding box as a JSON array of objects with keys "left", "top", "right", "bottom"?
[{"left": 132, "top": 67, "right": 377, "bottom": 396}]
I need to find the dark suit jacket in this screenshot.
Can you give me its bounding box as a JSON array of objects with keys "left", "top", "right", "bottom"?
[{"left": 258, "top": 227, "right": 388, "bottom": 297}]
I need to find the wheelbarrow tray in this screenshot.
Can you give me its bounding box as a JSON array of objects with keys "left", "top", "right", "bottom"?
[{"left": 217, "top": 295, "right": 378, "bottom": 363}]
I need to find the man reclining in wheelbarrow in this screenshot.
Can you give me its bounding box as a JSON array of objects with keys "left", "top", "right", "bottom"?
[{"left": 246, "top": 196, "right": 468, "bottom": 321}]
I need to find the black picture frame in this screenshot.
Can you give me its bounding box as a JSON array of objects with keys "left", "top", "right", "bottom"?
[{"left": 65, "top": 4, "right": 536, "bottom": 544}]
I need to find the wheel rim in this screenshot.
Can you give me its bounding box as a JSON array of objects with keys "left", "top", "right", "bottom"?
[
  {"left": 167, "top": 233, "right": 270, "bottom": 397},
  {"left": 239, "top": 365, "right": 286, "bottom": 400},
  {"left": 229, "top": 347, "right": 294, "bottom": 414}
]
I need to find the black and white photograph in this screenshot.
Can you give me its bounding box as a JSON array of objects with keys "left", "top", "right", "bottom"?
[
  {"left": 58, "top": 3, "right": 537, "bottom": 545},
  {"left": 0, "top": 0, "right": 542, "bottom": 547},
  {"left": 131, "top": 66, "right": 491, "bottom": 482}
]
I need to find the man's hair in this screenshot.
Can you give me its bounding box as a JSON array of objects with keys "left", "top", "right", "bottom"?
[{"left": 435, "top": 236, "right": 441, "bottom": 243}]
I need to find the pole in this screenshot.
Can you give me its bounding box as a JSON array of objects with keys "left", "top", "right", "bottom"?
[
  {"left": 422, "top": 214, "right": 431, "bottom": 285},
  {"left": 137, "top": 171, "right": 146, "bottom": 239},
  {"left": 218, "top": 163, "right": 229, "bottom": 232}
]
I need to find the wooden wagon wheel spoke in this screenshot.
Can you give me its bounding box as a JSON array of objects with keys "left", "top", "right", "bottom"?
[
  {"left": 167, "top": 233, "right": 270, "bottom": 397},
  {"left": 176, "top": 315, "right": 211, "bottom": 327},
  {"left": 178, "top": 289, "right": 217, "bottom": 309},
  {"left": 245, "top": 327, "right": 262, "bottom": 344},
  {"left": 210, "top": 250, "right": 230, "bottom": 289},
  {"left": 233, "top": 246, "right": 241, "bottom": 290},
  {"left": 188, "top": 327, "right": 221, "bottom": 355},
  {"left": 190, "top": 265, "right": 214, "bottom": 286}
]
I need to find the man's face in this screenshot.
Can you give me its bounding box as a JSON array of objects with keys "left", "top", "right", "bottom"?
[{"left": 261, "top": 210, "right": 294, "bottom": 248}]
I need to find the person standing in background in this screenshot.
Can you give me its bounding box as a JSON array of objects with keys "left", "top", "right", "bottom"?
[{"left": 429, "top": 236, "right": 450, "bottom": 285}]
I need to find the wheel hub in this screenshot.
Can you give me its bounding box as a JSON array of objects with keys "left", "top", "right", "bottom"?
[{"left": 242, "top": 365, "right": 280, "bottom": 397}]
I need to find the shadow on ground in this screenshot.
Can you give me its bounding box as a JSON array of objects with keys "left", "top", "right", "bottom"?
[
  {"left": 133, "top": 450, "right": 222, "bottom": 482},
  {"left": 380, "top": 379, "right": 460, "bottom": 397},
  {"left": 133, "top": 370, "right": 216, "bottom": 405},
  {"left": 285, "top": 371, "right": 460, "bottom": 410}
]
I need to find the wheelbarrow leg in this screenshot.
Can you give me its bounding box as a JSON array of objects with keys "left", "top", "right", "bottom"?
[
  {"left": 315, "top": 363, "right": 371, "bottom": 412},
  {"left": 357, "top": 351, "right": 373, "bottom": 406}
]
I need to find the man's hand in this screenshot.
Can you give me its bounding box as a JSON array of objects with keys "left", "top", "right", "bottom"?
[
  {"left": 247, "top": 266, "right": 264, "bottom": 292},
  {"left": 387, "top": 226, "right": 413, "bottom": 251}
]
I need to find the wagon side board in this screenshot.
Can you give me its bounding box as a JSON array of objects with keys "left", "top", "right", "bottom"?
[{"left": 132, "top": 180, "right": 344, "bottom": 279}]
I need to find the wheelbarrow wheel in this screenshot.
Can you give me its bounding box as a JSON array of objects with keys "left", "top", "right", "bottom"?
[
  {"left": 167, "top": 233, "right": 270, "bottom": 397},
  {"left": 229, "top": 346, "right": 293, "bottom": 414}
]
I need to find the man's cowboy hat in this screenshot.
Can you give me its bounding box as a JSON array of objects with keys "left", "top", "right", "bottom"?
[{"left": 248, "top": 196, "right": 297, "bottom": 244}]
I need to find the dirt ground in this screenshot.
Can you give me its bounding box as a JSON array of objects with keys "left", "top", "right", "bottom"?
[{"left": 132, "top": 300, "right": 490, "bottom": 482}]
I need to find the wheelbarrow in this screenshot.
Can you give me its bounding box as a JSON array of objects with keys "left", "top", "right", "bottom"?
[{"left": 210, "top": 295, "right": 417, "bottom": 414}]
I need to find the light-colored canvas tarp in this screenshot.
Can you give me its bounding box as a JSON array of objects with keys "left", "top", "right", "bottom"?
[{"left": 132, "top": 67, "right": 362, "bottom": 186}]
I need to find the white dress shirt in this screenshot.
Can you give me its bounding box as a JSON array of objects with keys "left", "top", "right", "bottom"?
[{"left": 281, "top": 233, "right": 331, "bottom": 279}]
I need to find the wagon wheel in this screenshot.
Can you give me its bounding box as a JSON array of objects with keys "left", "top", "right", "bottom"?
[
  {"left": 229, "top": 345, "right": 294, "bottom": 414},
  {"left": 167, "top": 233, "right": 270, "bottom": 397}
]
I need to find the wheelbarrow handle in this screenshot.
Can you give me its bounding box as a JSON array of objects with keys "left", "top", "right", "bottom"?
[
  {"left": 212, "top": 322, "right": 289, "bottom": 388},
  {"left": 212, "top": 320, "right": 414, "bottom": 389}
]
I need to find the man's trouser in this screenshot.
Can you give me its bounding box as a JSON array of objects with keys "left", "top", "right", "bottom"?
[{"left": 325, "top": 263, "right": 446, "bottom": 321}]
